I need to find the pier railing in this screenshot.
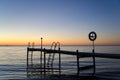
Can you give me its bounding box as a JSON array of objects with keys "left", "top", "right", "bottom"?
[{"left": 27, "top": 47, "right": 61, "bottom": 76}]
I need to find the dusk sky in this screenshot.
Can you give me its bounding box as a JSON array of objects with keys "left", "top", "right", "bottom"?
[{"left": 0, "top": 0, "right": 120, "bottom": 45}]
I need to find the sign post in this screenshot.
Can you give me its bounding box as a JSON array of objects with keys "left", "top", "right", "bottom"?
[{"left": 89, "top": 31, "right": 97, "bottom": 75}]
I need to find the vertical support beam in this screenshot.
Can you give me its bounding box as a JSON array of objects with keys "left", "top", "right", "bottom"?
[
  {"left": 44, "top": 48, "right": 46, "bottom": 75},
  {"left": 59, "top": 47, "right": 61, "bottom": 75},
  {"left": 27, "top": 47, "right": 29, "bottom": 69},
  {"left": 27, "top": 42, "right": 30, "bottom": 69},
  {"left": 40, "top": 38, "right": 43, "bottom": 67},
  {"left": 93, "top": 41, "right": 96, "bottom": 75},
  {"left": 31, "top": 42, "right": 34, "bottom": 66},
  {"left": 26, "top": 47, "right": 29, "bottom": 78},
  {"left": 76, "top": 50, "right": 79, "bottom": 76}
]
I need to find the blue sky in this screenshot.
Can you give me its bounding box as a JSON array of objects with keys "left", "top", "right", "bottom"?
[{"left": 0, "top": 0, "right": 120, "bottom": 45}]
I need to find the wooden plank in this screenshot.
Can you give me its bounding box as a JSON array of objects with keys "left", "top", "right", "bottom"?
[{"left": 27, "top": 48, "right": 120, "bottom": 59}]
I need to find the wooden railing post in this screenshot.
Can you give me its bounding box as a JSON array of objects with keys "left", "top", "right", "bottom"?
[
  {"left": 59, "top": 47, "right": 61, "bottom": 75},
  {"left": 76, "top": 50, "right": 79, "bottom": 76},
  {"left": 27, "top": 42, "right": 30, "bottom": 69},
  {"left": 40, "top": 38, "right": 43, "bottom": 67},
  {"left": 31, "top": 42, "right": 34, "bottom": 67},
  {"left": 44, "top": 48, "right": 46, "bottom": 75},
  {"left": 93, "top": 48, "right": 96, "bottom": 75},
  {"left": 27, "top": 47, "right": 29, "bottom": 69}
]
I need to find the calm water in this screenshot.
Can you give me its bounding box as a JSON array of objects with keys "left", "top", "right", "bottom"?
[{"left": 0, "top": 46, "right": 120, "bottom": 79}]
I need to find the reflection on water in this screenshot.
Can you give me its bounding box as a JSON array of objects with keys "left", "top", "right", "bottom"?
[{"left": 0, "top": 46, "right": 119, "bottom": 79}]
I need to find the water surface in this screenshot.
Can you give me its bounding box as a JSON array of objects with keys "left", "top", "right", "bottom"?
[{"left": 0, "top": 46, "right": 120, "bottom": 79}]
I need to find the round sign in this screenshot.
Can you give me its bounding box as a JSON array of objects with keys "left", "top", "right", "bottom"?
[{"left": 89, "top": 31, "right": 97, "bottom": 41}]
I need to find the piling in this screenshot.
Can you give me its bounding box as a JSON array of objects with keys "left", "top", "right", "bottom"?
[
  {"left": 76, "top": 50, "right": 79, "bottom": 76},
  {"left": 59, "top": 47, "right": 61, "bottom": 75},
  {"left": 92, "top": 48, "right": 96, "bottom": 75},
  {"left": 40, "top": 38, "right": 43, "bottom": 67},
  {"left": 44, "top": 48, "right": 46, "bottom": 75}
]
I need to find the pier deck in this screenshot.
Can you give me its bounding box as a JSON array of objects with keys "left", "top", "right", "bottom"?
[{"left": 27, "top": 48, "right": 120, "bottom": 59}]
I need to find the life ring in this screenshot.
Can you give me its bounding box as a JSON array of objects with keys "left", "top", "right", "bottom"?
[{"left": 89, "top": 31, "right": 97, "bottom": 41}]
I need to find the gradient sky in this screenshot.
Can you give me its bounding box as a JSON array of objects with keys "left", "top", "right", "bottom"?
[{"left": 0, "top": 0, "right": 120, "bottom": 45}]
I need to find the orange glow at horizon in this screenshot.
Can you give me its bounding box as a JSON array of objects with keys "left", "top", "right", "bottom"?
[
  {"left": 0, "top": 37, "right": 119, "bottom": 46},
  {"left": 0, "top": 32, "right": 119, "bottom": 46}
]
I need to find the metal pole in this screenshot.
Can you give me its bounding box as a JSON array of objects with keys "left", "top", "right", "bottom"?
[{"left": 88, "top": 31, "right": 97, "bottom": 75}]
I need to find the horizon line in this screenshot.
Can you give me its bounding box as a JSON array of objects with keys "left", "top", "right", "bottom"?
[{"left": 0, "top": 44, "right": 120, "bottom": 46}]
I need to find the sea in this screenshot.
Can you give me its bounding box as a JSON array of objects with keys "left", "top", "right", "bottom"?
[{"left": 0, "top": 46, "right": 120, "bottom": 80}]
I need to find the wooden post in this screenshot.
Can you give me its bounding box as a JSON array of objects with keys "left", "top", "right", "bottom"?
[
  {"left": 27, "top": 42, "right": 30, "bottom": 69},
  {"left": 40, "top": 38, "right": 43, "bottom": 67},
  {"left": 93, "top": 41, "right": 96, "bottom": 75},
  {"left": 31, "top": 42, "right": 34, "bottom": 67},
  {"left": 44, "top": 48, "right": 46, "bottom": 75},
  {"left": 27, "top": 47, "right": 29, "bottom": 69},
  {"left": 76, "top": 50, "right": 79, "bottom": 76},
  {"left": 59, "top": 47, "right": 61, "bottom": 75}
]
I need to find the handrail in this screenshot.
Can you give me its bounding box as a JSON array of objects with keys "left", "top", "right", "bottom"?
[
  {"left": 51, "top": 42, "right": 60, "bottom": 68},
  {"left": 46, "top": 42, "right": 61, "bottom": 69}
]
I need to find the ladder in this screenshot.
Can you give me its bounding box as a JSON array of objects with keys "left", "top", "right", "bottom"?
[{"left": 47, "top": 42, "right": 60, "bottom": 69}]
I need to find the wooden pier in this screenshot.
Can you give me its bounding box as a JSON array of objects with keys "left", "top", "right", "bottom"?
[{"left": 27, "top": 47, "right": 120, "bottom": 78}]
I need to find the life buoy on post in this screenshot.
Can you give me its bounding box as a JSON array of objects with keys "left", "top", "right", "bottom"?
[{"left": 88, "top": 31, "right": 97, "bottom": 75}]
